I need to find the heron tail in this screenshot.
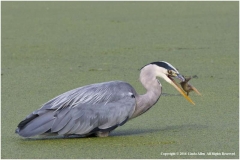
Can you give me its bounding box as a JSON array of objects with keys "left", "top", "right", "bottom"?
[{"left": 15, "top": 110, "right": 55, "bottom": 138}]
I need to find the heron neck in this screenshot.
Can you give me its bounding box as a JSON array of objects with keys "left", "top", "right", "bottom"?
[{"left": 130, "top": 66, "right": 162, "bottom": 119}]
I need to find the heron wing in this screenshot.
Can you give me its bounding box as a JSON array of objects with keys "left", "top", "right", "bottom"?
[
  {"left": 51, "top": 95, "right": 135, "bottom": 135},
  {"left": 16, "top": 81, "right": 137, "bottom": 137},
  {"left": 41, "top": 81, "right": 135, "bottom": 108}
]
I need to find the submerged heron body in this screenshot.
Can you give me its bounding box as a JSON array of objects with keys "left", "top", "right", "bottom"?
[{"left": 16, "top": 61, "right": 198, "bottom": 138}]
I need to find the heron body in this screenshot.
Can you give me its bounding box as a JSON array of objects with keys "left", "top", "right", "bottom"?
[{"left": 16, "top": 61, "right": 198, "bottom": 138}]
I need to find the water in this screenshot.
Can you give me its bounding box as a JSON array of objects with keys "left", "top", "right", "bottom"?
[{"left": 2, "top": 2, "right": 238, "bottom": 159}]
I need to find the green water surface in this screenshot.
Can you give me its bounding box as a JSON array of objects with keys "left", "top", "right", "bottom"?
[{"left": 1, "top": 2, "right": 239, "bottom": 159}]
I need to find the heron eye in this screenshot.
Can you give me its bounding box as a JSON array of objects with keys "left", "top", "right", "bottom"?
[{"left": 167, "top": 70, "right": 173, "bottom": 75}]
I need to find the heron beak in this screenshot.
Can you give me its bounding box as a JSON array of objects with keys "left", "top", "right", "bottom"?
[
  {"left": 191, "top": 86, "right": 201, "bottom": 95},
  {"left": 168, "top": 75, "right": 195, "bottom": 105}
]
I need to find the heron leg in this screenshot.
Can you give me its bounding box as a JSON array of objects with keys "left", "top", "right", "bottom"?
[{"left": 96, "top": 131, "right": 109, "bottom": 137}]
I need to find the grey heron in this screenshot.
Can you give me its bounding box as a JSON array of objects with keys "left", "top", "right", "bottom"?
[{"left": 15, "top": 61, "right": 199, "bottom": 138}]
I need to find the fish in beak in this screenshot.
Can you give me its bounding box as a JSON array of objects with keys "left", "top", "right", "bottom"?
[
  {"left": 166, "top": 74, "right": 196, "bottom": 105},
  {"left": 180, "top": 77, "right": 201, "bottom": 96}
]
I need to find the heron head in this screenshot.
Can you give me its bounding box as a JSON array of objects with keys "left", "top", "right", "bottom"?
[{"left": 150, "top": 61, "right": 196, "bottom": 105}]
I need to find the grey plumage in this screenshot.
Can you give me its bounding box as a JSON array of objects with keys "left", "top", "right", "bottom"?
[
  {"left": 16, "top": 61, "right": 194, "bottom": 138},
  {"left": 16, "top": 81, "right": 137, "bottom": 137}
]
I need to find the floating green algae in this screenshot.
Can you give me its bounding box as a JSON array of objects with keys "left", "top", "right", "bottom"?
[{"left": 2, "top": 1, "right": 238, "bottom": 159}]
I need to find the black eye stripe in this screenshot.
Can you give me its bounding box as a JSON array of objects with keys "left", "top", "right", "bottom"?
[
  {"left": 140, "top": 61, "right": 179, "bottom": 73},
  {"left": 150, "top": 62, "right": 176, "bottom": 71}
]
